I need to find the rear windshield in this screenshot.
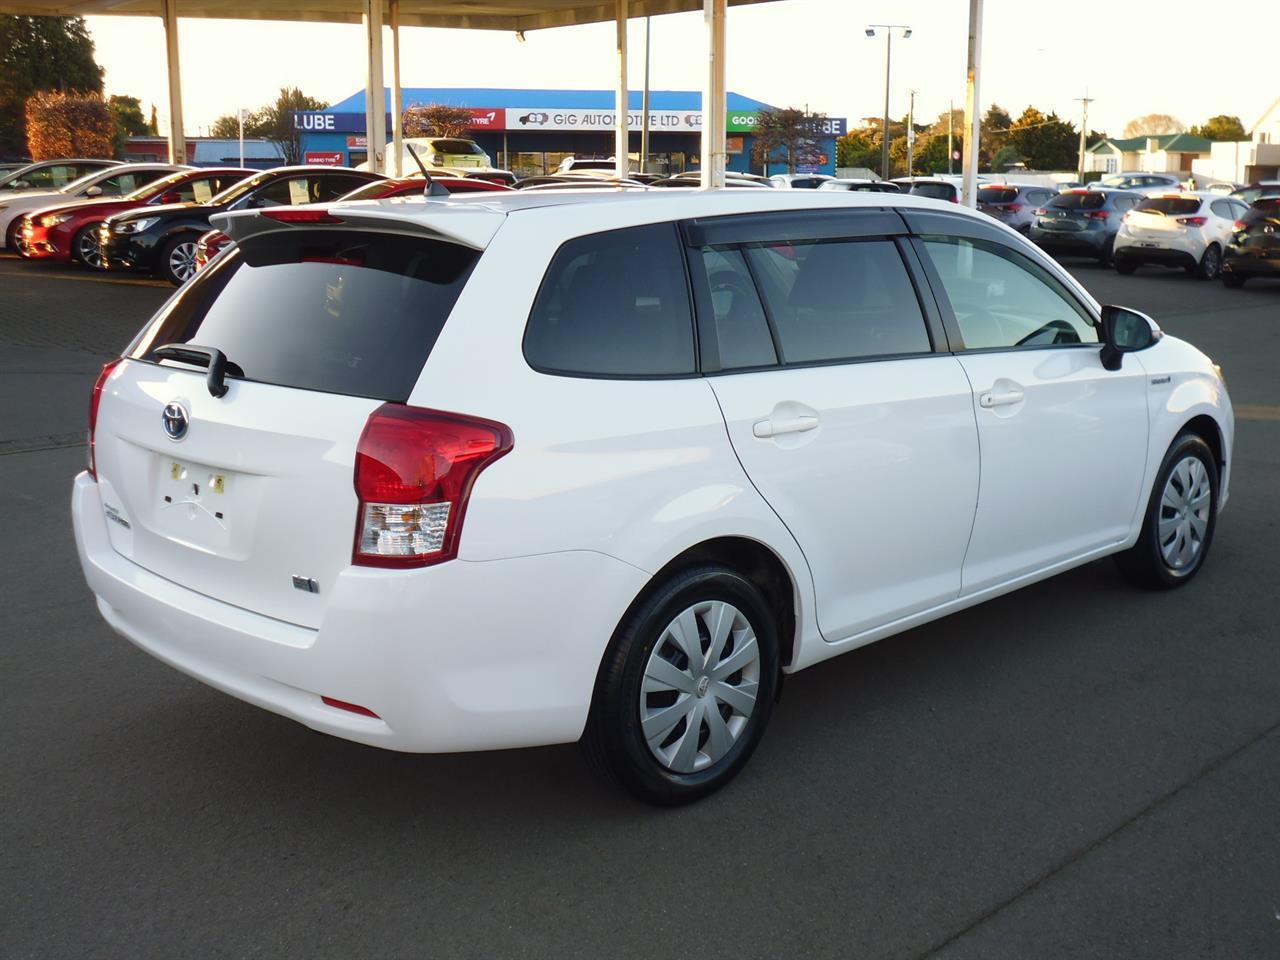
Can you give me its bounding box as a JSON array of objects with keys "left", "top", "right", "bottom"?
[
  {"left": 1135, "top": 197, "right": 1200, "bottom": 216},
  {"left": 129, "top": 229, "right": 479, "bottom": 401},
  {"left": 1048, "top": 192, "right": 1106, "bottom": 210},
  {"left": 979, "top": 187, "right": 1019, "bottom": 203},
  {"left": 434, "top": 140, "right": 485, "bottom": 155},
  {"left": 910, "top": 182, "right": 954, "bottom": 200},
  {"left": 1243, "top": 197, "right": 1280, "bottom": 222}
]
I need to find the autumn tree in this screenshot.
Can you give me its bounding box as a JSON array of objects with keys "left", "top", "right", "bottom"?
[
  {"left": 1189, "top": 114, "right": 1246, "bottom": 142},
  {"left": 25, "top": 91, "right": 112, "bottom": 159},
  {"left": 403, "top": 103, "right": 474, "bottom": 139},
  {"left": 751, "top": 107, "right": 830, "bottom": 174},
  {"left": 0, "top": 15, "right": 103, "bottom": 156},
  {"left": 1122, "top": 113, "right": 1185, "bottom": 138}
]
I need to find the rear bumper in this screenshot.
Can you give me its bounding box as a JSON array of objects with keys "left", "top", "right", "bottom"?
[
  {"left": 1115, "top": 232, "right": 1201, "bottom": 267},
  {"left": 1030, "top": 227, "right": 1110, "bottom": 255},
  {"left": 1223, "top": 246, "right": 1280, "bottom": 277},
  {"left": 72, "top": 472, "right": 649, "bottom": 753}
]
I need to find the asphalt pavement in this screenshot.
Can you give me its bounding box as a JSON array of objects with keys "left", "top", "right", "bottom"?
[{"left": 1, "top": 250, "right": 1278, "bottom": 959}]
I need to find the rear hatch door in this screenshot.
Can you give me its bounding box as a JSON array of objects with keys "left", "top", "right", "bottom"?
[{"left": 93, "top": 223, "right": 482, "bottom": 628}]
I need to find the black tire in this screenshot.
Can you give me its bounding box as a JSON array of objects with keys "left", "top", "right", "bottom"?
[
  {"left": 5, "top": 219, "right": 23, "bottom": 254},
  {"left": 70, "top": 223, "right": 104, "bottom": 269},
  {"left": 582, "top": 564, "right": 780, "bottom": 806},
  {"left": 1115, "top": 255, "right": 1137, "bottom": 275},
  {"left": 160, "top": 234, "right": 199, "bottom": 285},
  {"left": 1115, "top": 433, "right": 1219, "bottom": 590},
  {"left": 1097, "top": 236, "right": 1115, "bottom": 267},
  {"left": 1222, "top": 271, "right": 1246, "bottom": 289},
  {"left": 1196, "top": 244, "right": 1221, "bottom": 281}
]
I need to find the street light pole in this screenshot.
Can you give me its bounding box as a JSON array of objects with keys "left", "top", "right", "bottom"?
[
  {"left": 906, "top": 89, "right": 915, "bottom": 176},
  {"left": 867, "top": 24, "right": 911, "bottom": 180}
]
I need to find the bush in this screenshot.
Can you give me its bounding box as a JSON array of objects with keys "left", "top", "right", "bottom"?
[{"left": 25, "top": 91, "right": 112, "bottom": 159}]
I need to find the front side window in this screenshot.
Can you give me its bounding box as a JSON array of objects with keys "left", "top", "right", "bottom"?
[
  {"left": 524, "top": 223, "right": 696, "bottom": 377},
  {"left": 744, "top": 239, "right": 931, "bottom": 363},
  {"left": 246, "top": 177, "right": 309, "bottom": 208},
  {"left": 314, "top": 175, "right": 372, "bottom": 202},
  {"left": 922, "top": 236, "right": 1098, "bottom": 350}
]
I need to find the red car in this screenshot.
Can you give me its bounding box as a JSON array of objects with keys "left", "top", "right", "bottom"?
[
  {"left": 19, "top": 167, "right": 252, "bottom": 269},
  {"left": 193, "top": 174, "right": 513, "bottom": 271}
]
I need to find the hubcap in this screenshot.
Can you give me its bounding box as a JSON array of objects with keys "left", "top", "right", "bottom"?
[
  {"left": 1204, "top": 248, "right": 1219, "bottom": 277},
  {"left": 169, "top": 242, "right": 197, "bottom": 282},
  {"left": 640, "top": 600, "right": 760, "bottom": 774},
  {"left": 79, "top": 230, "right": 101, "bottom": 268},
  {"left": 1159, "top": 456, "right": 1211, "bottom": 570}
]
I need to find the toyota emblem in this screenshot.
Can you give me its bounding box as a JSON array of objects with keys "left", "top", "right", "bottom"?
[{"left": 161, "top": 401, "right": 189, "bottom": 441}]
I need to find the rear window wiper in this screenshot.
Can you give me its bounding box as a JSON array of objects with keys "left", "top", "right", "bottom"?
[{"left": 153, "top": 343, "right": 244, "bottom": 398}]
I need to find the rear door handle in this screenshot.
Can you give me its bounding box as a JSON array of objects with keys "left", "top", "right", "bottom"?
[
  {"left": 978, "top": 388, "right": 1025, "bottom": 409},
  {"left": 753, "top": 415, "right": 819, "bottom": 438}
]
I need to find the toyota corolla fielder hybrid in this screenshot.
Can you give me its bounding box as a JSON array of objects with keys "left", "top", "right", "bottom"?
[{"left": 73, "top": 190, "right": 1234, "bottom": 805}]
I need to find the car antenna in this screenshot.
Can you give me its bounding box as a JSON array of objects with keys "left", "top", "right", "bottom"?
[{"left": 405, "top": 143, "right": 450, "bottom": 198}]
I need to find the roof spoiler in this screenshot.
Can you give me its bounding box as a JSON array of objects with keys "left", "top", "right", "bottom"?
[{"left": 211, "top": 202, "right": 503, "bottom": 251}]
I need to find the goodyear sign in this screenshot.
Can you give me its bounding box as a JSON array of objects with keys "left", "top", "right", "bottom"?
[{"left": 728, "top": 112, "right": 846, "bottom": 136}]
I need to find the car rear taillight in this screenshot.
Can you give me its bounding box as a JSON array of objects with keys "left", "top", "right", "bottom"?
[
  {"left": 1034, "top": 207, "right": 1048, "bottom": 215},
  {"left": 1084, "top": 210, "right": 1110, "bottom": 220},
  {"left": 259, "top": 209, "right": 343, "bottom": 224},
  {"left": 352, "top": 404, "right": 513, "bottom": 568},
  {"left": 1233, "top": 219, "right": 1246, "bottom": 231},
  {"left": 87, "top": 358, "right": 122, "bottom": 480},
  {"left": 1176, "top": 216, "right": 1208, "bottom": 226}
]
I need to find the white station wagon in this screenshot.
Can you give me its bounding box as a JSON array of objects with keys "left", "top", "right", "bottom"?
[{"left": 73, "top": 189, "right": 1234, "bottom": 804}]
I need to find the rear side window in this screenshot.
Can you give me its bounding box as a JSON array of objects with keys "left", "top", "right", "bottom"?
[
  {"left": 1049, "top": 192, "right": 1105, "bottom": 210},
  {"left": 745, "top": 240, "right": 931, "bottom": 363},
  {"left": 911, "top": 182, "right": 955, "bottom": 200},
  {"left": 130, "top": 229, "right": 478, "bottom": 401},
  {"left": 1136, "top": 197, "right": 1200, "bottom": 216},
  {"left": 524, "top": 223, "right": 696, "bottom": 377}
]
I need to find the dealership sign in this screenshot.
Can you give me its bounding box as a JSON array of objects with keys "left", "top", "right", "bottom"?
[
  {"left": 304, "top": 151, "right": 344, "bottom": 165},
  {"left": 727, "top": 112, "right": 847, "bottom": 136}
]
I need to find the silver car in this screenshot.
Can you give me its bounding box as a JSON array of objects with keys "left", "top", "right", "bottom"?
[
  {"left": 1089, "top": 172, "right": 1184, "bottom": 196},
  {"left": 977, "top": 183, "right": 1059, "bottom": 234}
]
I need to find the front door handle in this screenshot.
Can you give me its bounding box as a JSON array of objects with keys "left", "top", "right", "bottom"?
[
  {"left": 978, "top": 388, "right": 1025, "bottom": 409},
  {"left": 753, "top": 415, "right": 819, "bottom": 438}
]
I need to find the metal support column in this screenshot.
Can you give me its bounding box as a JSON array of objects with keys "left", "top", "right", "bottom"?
[
  {"left": 640, "top": 16, "right": 651, "bottom": 174},
  {"left": 615, "top": 0, "right": 629, "bottom": 180},
  {"left": 363, "top": 0, "right": 386, "bottom": 174},
  {"left": 961, "top": 0, "right": 983, "bottom": 207},
  {"left": 700, "top": 0, "right": 727, "bottom": 189},
  {"left": 390, "top": 0, "right": 404, "bottom": 177},
  {"left": 161, "top": 0, "right": 185, "bottom": 165}
]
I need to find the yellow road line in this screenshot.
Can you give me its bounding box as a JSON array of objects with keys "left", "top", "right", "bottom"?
[
  {"left": 0, "top": 266, "right": 167, "bottom": 288},
  {"left": 1236, "top": 404, "right": 1280, "bottom": 423}
]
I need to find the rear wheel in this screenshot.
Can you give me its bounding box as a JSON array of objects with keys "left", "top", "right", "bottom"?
[
  {"left": 71, "top": 223, "right": 104, "bottom": 269},
  {"left": 1097, "top": 236, "right": 1115, "bottom": 266},
  {"left": 1196, "top": 244, "right": 1221, "bottom": 280},
  {"left": 1222, "top": 271, "right": 1246, "bottom": 289},
  {"left": 160, "top": 235, "right": 199, "bottom": 285},
  {"left": 583, "top": 565, "right": 779, "bottom": 805},
  {"left": 1116, "top": 433, "right": 1218, "bottom": 589},
  {"left": 1115, "top": 255, "right": 1137, "bottom": 275}
]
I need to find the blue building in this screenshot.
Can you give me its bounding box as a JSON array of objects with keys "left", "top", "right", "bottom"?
[{"left": 295, "top": 87, "right": 845, "bottom": 177}]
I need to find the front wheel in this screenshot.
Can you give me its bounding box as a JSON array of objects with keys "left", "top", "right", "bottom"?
[
  {"left": 160, "top": 235, "right": 199, "bottom": 285},
  {"left": 71, "top": 223, "right": 104, "bottom": 269},
  {"left": 5, "top": 219, "right": 24, "bottom": 254},
  {"left": 1116, "top": 433, "right": 1219, "bottom": 589},
  {"left": 582, "top": 565, "right": 779, "bottom": 805}
]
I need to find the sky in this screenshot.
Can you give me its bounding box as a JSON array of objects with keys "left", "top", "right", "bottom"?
[{"left": 85, "top": 0, "right": 1280, "bottom": 139}]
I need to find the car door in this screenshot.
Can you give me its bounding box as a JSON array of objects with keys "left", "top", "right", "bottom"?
[
  {"left": 910, "top": 214, "right": 1149, "bottom": 594},
  {"left": 688, "top": 210, "right": 981, "bottom": 641}
]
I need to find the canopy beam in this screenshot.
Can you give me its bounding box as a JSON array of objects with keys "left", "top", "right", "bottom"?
[
  {"left": 162, "top": 0, "right": 185, "bottom": 165},
  {"left": 699, "top": 0, "right": 726, "bottom": 189}
]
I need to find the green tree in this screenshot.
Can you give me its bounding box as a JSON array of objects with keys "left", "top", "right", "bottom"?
[
  {"left": 1007, "top": 107, "right": 1078, "bottom": 170},
  {"left": 0, "top": 15, "right": 103, "bottom": 156},
  {"left": 211, "top": 88, "right": 326, "bottom": 162},
  {"left": 835, "top": 130, "right": 878, "bottom": 170},
  {"left": 1189, "top": 114, "right": 1246, "bottom": 142},
  {"left": 210, "top": 112, "right": 251, "bottom": 139},
  {"left": 108, "top": 94, "right": 147, "bottom": 158},
  {"left": 979, "top": 104, "right": 1012, "bottom": 167},
  {"left": 147, "top": 103, "right": 158, "bottom": 136},
  {"left": 751, "top": 107, "right": 829, "bottom": 174}
]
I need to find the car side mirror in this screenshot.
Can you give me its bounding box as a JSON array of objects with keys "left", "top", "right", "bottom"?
[
  {"left": 1100, "top": 304, "right": 1160, "bottom": 371},
  {"left": 84, "top": 185, "right": 103, "bottom": 197}
]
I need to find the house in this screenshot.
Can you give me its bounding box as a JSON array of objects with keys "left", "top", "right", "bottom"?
[
  {"left": 1189, "top": 98, "right": 1280, "bottom": 186},
  {"left": 1085, "top": 133, "right": 1212, "bottom": 175}
]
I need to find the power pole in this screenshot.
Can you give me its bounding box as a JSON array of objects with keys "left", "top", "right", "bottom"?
[
  {"left": 948, "top": 98, "right": 954, "bottom": 175},
  {"left": 906, "top": 89, "right": 916, "bottom": 176},
  {"left": 1075, "top": 92, "right": 1093, "bottom": 183}
]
